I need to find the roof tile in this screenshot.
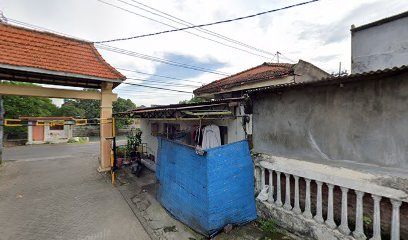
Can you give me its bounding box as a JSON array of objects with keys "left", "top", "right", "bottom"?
[
  {"left": 194, "top": 62, "right": 294, "bottom": 95},
  {"left": 0, "top": 23, "right": 125, "bottom": 80}
]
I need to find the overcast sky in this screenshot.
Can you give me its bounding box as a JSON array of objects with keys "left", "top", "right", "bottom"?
[{"left": 1, "top": 0, "right": 407, "bottom": 106}]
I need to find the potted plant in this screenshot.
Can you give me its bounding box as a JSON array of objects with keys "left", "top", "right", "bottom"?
[
  {"left": 126, "top": 128, "right": 142, "bottom": 160},
  {"left": 116, "top": 146, "right": 126, "bottom": 168}
]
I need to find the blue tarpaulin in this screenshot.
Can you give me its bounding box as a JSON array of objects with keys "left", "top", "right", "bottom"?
[{"left": 156, "top": 138, "right": 257, "bottom": 236}]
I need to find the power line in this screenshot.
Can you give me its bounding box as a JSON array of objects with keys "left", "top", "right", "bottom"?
[
  {"left": 95, "top": 0, "right": 320, "bottom": 44},
  {"left": 116, "top": 67, "right": 206, "bottom": 84},
  {"left": 99, "top": 0, "right": 274, "bottom": 60},
  {"left": 127, "top": 0, "right": 278, "bottom": 58},
  {"left": 97, "top": 44, "right": 230, "bottom": 76},
  {"left": 127, "top": 77, "right": 198, "bottom": 88},
  {"left": 6, "top": 18, "right": 230, "bottom": 77},
  {"left": 121, "top": 82, "right": 192, "bottom": 93}
]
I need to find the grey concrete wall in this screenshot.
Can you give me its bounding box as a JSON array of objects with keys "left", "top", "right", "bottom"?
[
  {"left": 352, "top": 17, "right": 408, "bottom": 73},
  {"left": 252, "top": 73, "right": 408, "bottom": 169},
  {"left": 293, "top": 59, "right": 331, "bottom": 82}
]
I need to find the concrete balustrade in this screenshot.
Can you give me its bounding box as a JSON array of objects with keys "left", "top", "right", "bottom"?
[
  {"left": 275, "top": 171, "right": 283, "bottom": 207},
  {"left": 255, "top": 164, "right": 406, "bottom": 240},
  {"left": 268, "top": 169, "right": 274, "bottom": 203}
]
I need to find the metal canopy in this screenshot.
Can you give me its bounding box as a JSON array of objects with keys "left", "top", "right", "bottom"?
[{"left": 115, "top": 97, "right": 244, "bottom": 120}]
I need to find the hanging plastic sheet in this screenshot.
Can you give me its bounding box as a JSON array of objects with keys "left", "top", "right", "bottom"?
[{"left": 156, "top": 137, "right": 257, "bottom": 236}]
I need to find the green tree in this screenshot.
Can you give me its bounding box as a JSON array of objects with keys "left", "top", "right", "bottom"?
[
  {"left": 113, "top": 97, "right": 136, "bottom": 129},
  {"left": 59, "top": 95, "right": 136, "bottom": 128},
  {"left": 1, "top": 81, "right": 59, "bottom": 139},
  {"left": 57, "top": 103, "right": 85, "bottom": 117},
  {"left": 113, "top": 98, "right": 136, "bottom": 113}
]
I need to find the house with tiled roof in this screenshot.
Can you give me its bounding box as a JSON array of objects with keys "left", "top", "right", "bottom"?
[{"left": 194, "top": 59, "right": 330, "bottom": 99}]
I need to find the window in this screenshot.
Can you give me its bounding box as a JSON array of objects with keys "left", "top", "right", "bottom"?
[
  {"left": 219, "top": 126, "right": 228, "bottom": 145},
  {"left": 151, "top": 123, "right": 159, "bottom": 136},
  {"left": 163, "top": 123, "right": 180, "bottom": 137}
]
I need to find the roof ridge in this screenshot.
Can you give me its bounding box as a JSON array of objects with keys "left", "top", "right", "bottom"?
[
  {"left": 194, "top": 62, "right": 295, "bottom": 95},
  {"left": 88, "top": 44, "right": 126, "bottom": 80},
  {"left": 0, "top": 22, "right": 91, "bottom": 45}
]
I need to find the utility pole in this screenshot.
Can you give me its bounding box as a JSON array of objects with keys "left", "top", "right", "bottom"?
[
  {"left": 276, "top": 51, "right": 281, "bottom": 63},
  {"left": 339, "top": 62, "right": 342, "bottom": 76}
]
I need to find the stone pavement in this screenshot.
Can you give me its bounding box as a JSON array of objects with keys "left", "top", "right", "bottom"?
[
  {"left": 0, "top": 142, "right": 150, "bottom": 240},
  {"left": 115, "top": 165, "right": 270, "bottom": 240}
]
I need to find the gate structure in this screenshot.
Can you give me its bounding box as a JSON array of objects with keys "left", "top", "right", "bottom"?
[{"left": 0, "top": 22, "right": 125, "bottom": 171}]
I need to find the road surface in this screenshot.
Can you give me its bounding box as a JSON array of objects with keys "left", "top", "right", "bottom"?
[{"left": 0, "top": 142, "right": 150, "bottom": 240}]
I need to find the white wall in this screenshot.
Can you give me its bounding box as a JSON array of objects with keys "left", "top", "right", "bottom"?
[
  {"left": 139, "top": 114, "right": 247, "bottom": 158},
  {"left": 351, "top": 16, "right": 408, "bottom": 73}
]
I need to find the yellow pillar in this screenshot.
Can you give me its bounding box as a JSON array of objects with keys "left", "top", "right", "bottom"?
[{"left": 98, "top": 82, "right": 114, "bottom": 172}]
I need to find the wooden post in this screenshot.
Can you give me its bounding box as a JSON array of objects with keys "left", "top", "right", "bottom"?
[{"left": 98, "top": 83, "right": 113, "bottom": 172}]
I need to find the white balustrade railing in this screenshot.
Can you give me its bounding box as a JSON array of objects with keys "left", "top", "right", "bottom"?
[{"left": 255, "top": 161, "right": 407, "bottom": 240}]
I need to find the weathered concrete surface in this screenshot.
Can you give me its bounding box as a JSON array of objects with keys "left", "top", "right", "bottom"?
[
  {"left": 116, "top": 165, "right": 274, "bottom": 240},
  {"left": 351, "top": 14, "right": 408, "bottom": 74},
  {"left": 252, "top": 72, "right": 408, "bottom": 169},
  {"left": 257, "top": 200, "right": 352, "bottom": 240},
  {"left": 0, "top": 142, "right": 150, "bottom": 240},
  {"left": 115, "top": 167, "right": 202, "bottom": 240}
]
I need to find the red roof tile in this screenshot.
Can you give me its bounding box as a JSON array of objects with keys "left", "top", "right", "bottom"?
[
  {"left": 0, "top": 23, "right": 125, "bottom": 81},
  {"left": 194, "top": 62, "right": 294, "bottom": 95}
]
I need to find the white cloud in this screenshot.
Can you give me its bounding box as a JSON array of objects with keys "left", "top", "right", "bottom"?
[{"left": 1, "top": 0, "right": 407, "bottom": 106}]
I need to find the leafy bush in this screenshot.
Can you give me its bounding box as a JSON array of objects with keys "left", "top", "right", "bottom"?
[{"left": 126, "top": 128, "right": 142, "bottom": 156}]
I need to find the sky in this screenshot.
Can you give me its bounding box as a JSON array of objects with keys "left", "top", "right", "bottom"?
[{"left": 1, "top": 0, "right": 407, "bottom": 106}]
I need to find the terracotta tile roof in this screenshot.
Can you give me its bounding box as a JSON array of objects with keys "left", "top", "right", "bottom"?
[
  {"left": 194, "top": 62, "right": 294, "bottom": 95},
  {"left": 0, "top": 23, "right": 125, "bottom": 81}
]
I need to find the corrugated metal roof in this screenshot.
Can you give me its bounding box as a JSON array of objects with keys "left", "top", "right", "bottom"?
[
  {"left": 115, "top": 97, "right": 244, "bottom": 117},
  {"left": 247, "top": 65, "right": 408, "bottom": 94}
]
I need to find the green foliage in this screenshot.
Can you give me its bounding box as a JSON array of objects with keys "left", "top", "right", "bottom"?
[
  {"left": 57, "top": 103, "right": 85, "bottom": 117},
  {"left": 126, "top": 128, "right": 142, "bottom": 155},
  {"left": 1, "top": 81, "right": 58, "bottom": 138},
  {"left": 363, "top": 215, "right": 372, "bottom": 226},
  {"left": 1, "top": 82, "right": 137, "bottom": 139},
  {"left": 179, "top": 96, "right": 206, "bottom": 104},
  {"left": 116, "top": 146, "right": 127, "bottom": 158},
  {"left": 59, "top": 95, "right": 136, "bottom": 128},
  {"left": 113, "top": 98, "right": 136, "bottom": 129},
  {"left": 258, "top": 219, "right": 277, "bottom": 235}
]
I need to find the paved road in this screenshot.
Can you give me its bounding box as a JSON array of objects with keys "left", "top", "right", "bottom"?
[{"left": 0, "top": 142, "right": 150, "bottom": 240}]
